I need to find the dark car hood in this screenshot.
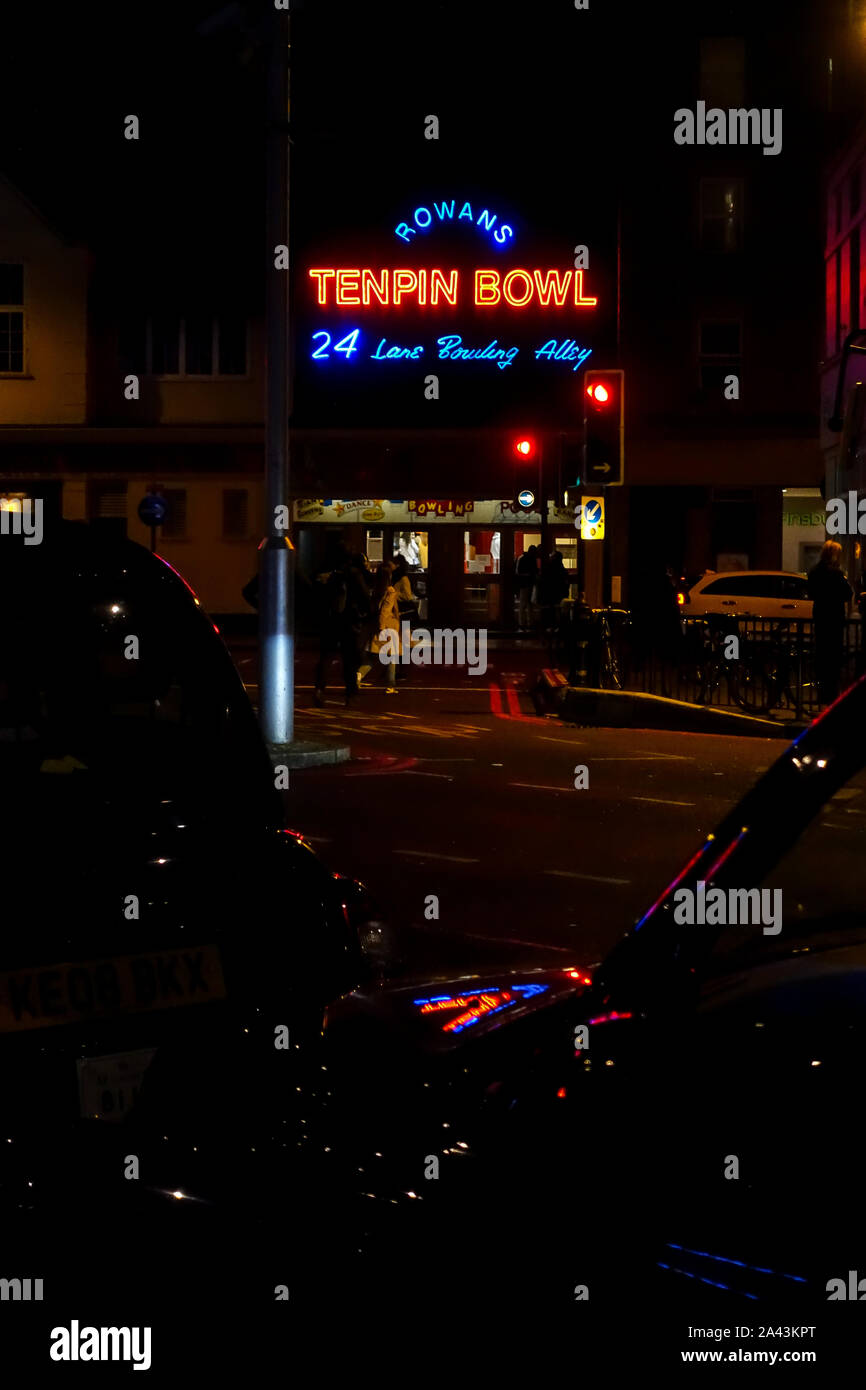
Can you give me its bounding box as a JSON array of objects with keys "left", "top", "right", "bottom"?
[{"left": 323, "top": 964, "right": 594, "bottom": 1057}]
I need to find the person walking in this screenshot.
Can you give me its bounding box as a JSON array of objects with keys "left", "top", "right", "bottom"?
[
  {"left": 313, "top": 544, "right": 367, "bottom": 707},
  {"left": 808, "top": 539, "right": 853, "bottom": 705},
  {"left": 359, "top": 564, "right": 404, "bottom": 694}
]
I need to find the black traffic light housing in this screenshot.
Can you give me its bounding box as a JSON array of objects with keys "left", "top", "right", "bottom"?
[
  {"left": 512, "top": 434, "right": 541, "bottom": 511},
  {"left": 583, "top": 370, "right": 624, "bottom": 486}
]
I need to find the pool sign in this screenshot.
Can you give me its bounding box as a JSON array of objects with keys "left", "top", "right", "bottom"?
[{"left": 580, "top": 496, "right": 605, "bottom": 540}]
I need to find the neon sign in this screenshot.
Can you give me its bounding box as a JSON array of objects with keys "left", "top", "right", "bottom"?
[
  {"left": 394, "top": 199, "right": 514, "bottom": 246},
  {"left": 308, "top": 268, "right": 596, "bottom": 309}
]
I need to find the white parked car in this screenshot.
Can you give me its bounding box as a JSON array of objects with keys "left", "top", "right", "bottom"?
[{"left": 684, "top": 570, "right": 812, "bottom": 620}]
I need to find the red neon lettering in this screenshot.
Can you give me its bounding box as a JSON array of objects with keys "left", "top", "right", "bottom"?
[
  {"left": 392, "top": 269, "right": 423, "bottom": 305},
  {"left": 474, "top": 269, "right": 500, "bottom": 305},
  {"left": 308, "top": 268, "right": 336, "bottom": 305},
  {"left": 503, "top": 268, "right": 534, "bottom": 307},
  {"left": 574, "top": 269, "right": 597, "bottom": 306},
  {"left": 361, "top": 268, "right": 389, "bottom": 305},
  {"left": 430, "top": 268, "right": 459, "bottom": 305},
  {"left": 335, "top": 269, "right": 361, "bottom": 305},
  {"left": 533, "top": 269, "right": 571, "bottom": 306}
]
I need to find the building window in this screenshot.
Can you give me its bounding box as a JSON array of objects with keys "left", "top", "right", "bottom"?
[
  {"left": 222, "top": 488, "right": 250, "bottom": 539},
  {"left": 700, "top": 179, "right": 743, "bottom": 252},
  {"left": 160, "top": 489, "right": 187, "bottom": 539},
  {"left": 0, "top": 263, "right": 25, "bottom": 374},
  {"left": 120, "top": 314, "right": 248, "bottom": 377},
  {"left": 699, "top": 37, "right": 746, "bottom": 107},
  {"left": 699, "top": 320, "right": 741, "bottom": 395}
]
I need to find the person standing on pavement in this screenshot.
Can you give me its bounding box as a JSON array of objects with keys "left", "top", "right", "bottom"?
[
  {"left": 516, "top": 544, "right": 538, "bottom": 630},
  {"left": 367, "top": 563, "right": 403, "bottom": 695},
  {"left": 808, "top": 539, "right": 853, "bottom": 705}
]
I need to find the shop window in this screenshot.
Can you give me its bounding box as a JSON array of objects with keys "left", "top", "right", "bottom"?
[
  {"left": 393, "top": 531, "right": 428, "bottom": 570},
  {"left": 464, "top": 530, "right": 500, "bottom": 574},
  {"left": 222, "top": 488, "right": 249, "bottom": 539}
]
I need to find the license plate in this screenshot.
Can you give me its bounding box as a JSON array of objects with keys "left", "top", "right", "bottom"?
[
  {"left": 0, "top": 944, "right": 226, "bottom": 1033},
  {"left": 77, "top": 1048, "right": 157, "bottom": 1122}
]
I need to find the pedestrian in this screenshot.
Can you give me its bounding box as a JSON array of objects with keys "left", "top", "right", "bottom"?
[
  {"left": 368, "top": 563, "right": 403, "bottom": 695},
  {"left": 313, "top": 544, "right": 368, "bottom": 707},
  {"left": 392, "top": 556, "right": 418, "bottom": 624},
  {"left": 516, "top": 544, "right": 538, "bottom": 630},
  {"left": 808, "top": 539, "right": 853, "bottom": 705}
]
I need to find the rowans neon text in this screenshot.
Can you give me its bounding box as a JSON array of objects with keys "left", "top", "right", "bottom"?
[
  {"left": 308, "top": 267, "right": 597, "bottom": 309},
  {"left": 394, "top": 200, "right": 514, "bottom": 246}
]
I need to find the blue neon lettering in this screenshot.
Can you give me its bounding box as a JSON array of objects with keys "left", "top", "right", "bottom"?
[
  {"left": 395, "top": 222, "right": 416, "bottom": 242},
  {"left": 414, "top": 206, "right": 432, "bottom": 228},
  {"left": 535, "top": 340, "right": 593, "bottom": 370},
  {"left": 458, "top": 202, "right": 473, "bottom": 221},
  {"left": 311, "top": 331, "right": 331, "bottom": 359},
  {"left": 476, "top": 209, "right": 497, "bottom": 232},
  {"left": 493, "top": 224, "right": 514, "bottom": 246},
  {"left": 436, "top": 335, "right": 519, "bottom": 369},
  {"left": 371, "top": 338, "right": 424, "bottom": 360},
  {"left": 433, "top": 200, "right": 455, "bottom": 221}
]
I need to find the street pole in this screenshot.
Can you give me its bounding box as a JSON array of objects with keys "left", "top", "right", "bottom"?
[{"left": 260, "top": 0, "right": 294, "bottom": 747}]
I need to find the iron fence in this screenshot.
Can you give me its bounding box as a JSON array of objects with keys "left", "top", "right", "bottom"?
[{"left": 558, "top": 611, "right": 865, "bottom": 721}]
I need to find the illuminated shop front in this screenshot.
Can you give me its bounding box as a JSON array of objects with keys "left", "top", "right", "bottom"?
[{"left": 293, "top": 496, "right": 580, "bottom": 628}]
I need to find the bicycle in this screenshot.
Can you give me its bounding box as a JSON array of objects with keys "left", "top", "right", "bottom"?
[{"left": 597, "top": 607, "right": 627, "bottom": 690}]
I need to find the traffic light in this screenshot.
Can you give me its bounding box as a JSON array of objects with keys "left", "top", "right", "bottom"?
[
  {"left": 512, "top": 434, "right": 540, "bottom": 510},
  {"left": 583, "top": 370, "right": 624, "bottom": 486}
]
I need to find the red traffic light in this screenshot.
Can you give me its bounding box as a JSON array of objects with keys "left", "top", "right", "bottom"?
[
  {"left": 587, "top": 382, "right": 610, "bottom": 404},
  {"left": 514, "top": 436, "right": 536, "bottom": 458}
]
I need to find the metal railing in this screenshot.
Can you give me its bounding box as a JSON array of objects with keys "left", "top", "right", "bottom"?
[{"left": 554, "top": 610, "right": 865, "bottom": 721}]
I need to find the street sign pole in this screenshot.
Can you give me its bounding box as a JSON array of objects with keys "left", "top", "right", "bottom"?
[{"left": 260, "top": 1, "right": 294, "bottom": 747}]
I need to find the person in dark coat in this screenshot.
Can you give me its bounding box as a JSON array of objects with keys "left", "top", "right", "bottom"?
[
  {"left": 516, "top": 544, "right": 538, "bottom": 630},
  {"left": 313, "top": 544, "right": 371, "bottom": 706},
  {"left": 808, "top": 539, "right": 853, "bottom": 705}
]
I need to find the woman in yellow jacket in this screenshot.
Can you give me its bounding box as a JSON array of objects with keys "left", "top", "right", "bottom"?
[{"left": 358, "top": 564, "right": 402, "bottom": 694}]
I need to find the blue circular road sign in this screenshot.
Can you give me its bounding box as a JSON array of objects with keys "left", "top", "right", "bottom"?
[
  {"left": 517, "top": 489, "right": 535, "bottom": 508},
  {"left": 138, "top": 493, "right": 167, "bottom": 526}
]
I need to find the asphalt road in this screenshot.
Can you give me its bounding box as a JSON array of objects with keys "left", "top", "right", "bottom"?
[{"left": 232, "top": 643, "right": 786, "bottom": 980}]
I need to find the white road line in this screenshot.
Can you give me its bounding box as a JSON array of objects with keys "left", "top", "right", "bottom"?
[
  {"left": 630, "top": 796, "right": 696, "bottom": 807},
  {"left": 395, "top": 850, "right": 479, "bottom": 863},
  {"left": 544, "top": 870, "right": 631, "bottom": 885},
  {"left": 509, "top": 782, "right": 569, "bottom": 792},
  {"left": 399, "top": 771, "right": 454, "bottom": 779}
]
